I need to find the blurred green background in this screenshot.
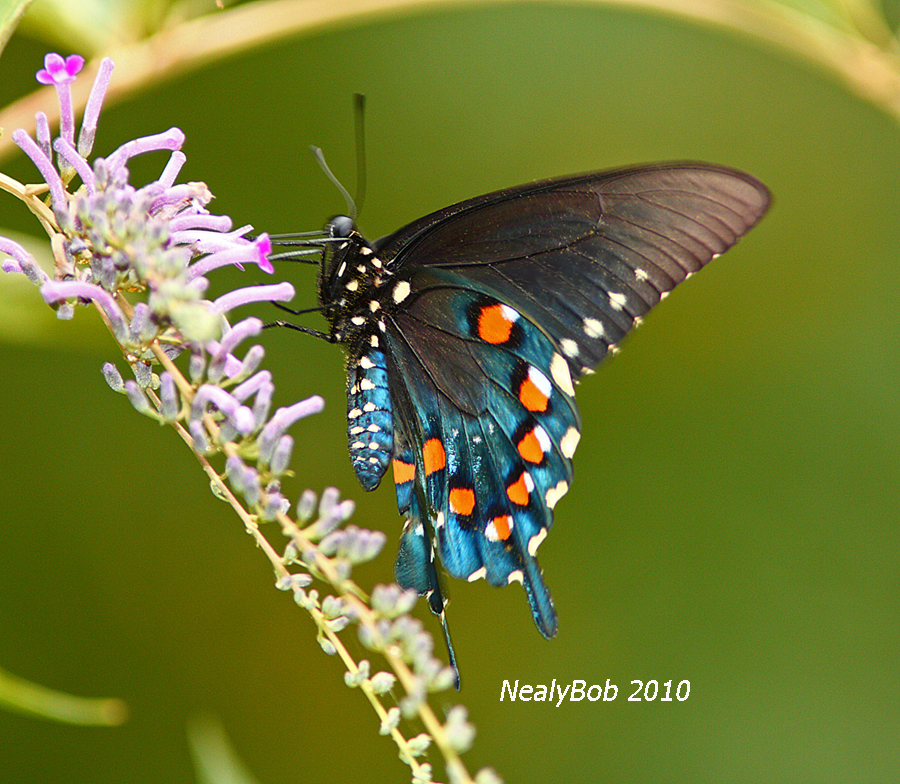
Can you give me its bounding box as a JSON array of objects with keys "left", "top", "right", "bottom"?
[{"left": 1, "top": 1, "right": 899, "bottom": 782}]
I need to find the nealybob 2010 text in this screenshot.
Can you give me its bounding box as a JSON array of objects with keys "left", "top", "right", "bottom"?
[{"left": 500, "top": 679, "right": 690, "bottom": 705}]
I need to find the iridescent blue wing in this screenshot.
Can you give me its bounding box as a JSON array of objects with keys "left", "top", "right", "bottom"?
[{"left": 383, "top": 280, "right": 571, "bottom": 637}]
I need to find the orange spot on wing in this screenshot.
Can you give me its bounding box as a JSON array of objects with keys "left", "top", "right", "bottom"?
[
  {"left": 392, "top": 459, "right": 415, "bottom": 485},
  {"left": 506, "top": 474, "right": 530, "bottom": 506},
  {"left": 517, "top": 429, "right": 544, "bottom": 464},
  {"left": 492, "top": 515, "right": 513, "bottom": 541},
  {"left": 519, "top": 377, "right": 549, "bottom": 412},
  {"left": 422, "top": 438, "right": 446, "bottom": 475},
  {"left": 449, "top": 487, "right": 475, "bottom": 516},
  {"left": 477, "top": 304, "right": 514, "bottom": 344}
]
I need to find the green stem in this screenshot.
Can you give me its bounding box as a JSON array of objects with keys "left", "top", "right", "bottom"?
[
  {"left": 2, "top": 0, "right": 900, "bottom": 168},
  {"left": 0, "top": 666, "right": 128, "bottom": 726}
]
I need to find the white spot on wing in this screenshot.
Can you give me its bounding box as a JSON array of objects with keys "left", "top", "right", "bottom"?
[
  {"left": 635, "top": 268, "right": 649, "bottom": 282},
  {"left": 392, "top": 280, "right": 411, "bottom": 303},
  {"left": 550, "top": 353, "right": 575, "bottom": 397},
  {"left": 359, "top": 246, "right": 373, "bottom": 256},
  {"left": 507, "top": 570, "right": 524, "bottom": 585},
  {"left": 369, "top": 300, "right": 380, "bottom": 312},
  {"left": 534, "top": 425, "right": 552, "bottom": 455},
  {"left": 609, "top": 292, "right": 627, "bottom": 311},
  {"left": 435, "top": 512, "right": 445, "bottom": 530},
  {"left": 528, "top": 366, "right": 553, "bottom": 398},
  {"left": 527, "top": 527, "right": 548, "bottom": 555},
  {"left": 500, "top": 304, "right": 520, "bottom": 323},
  {"left": 359, "top": 378, "right": 376, "bottom": 391},
  {"left": 345, "top": 278, "right": 359, "bottom": 292},
  {"left": 545, "top": 481, "right": 568, "bottom": 510},
  {"left": 467, "top": 566, "right": 487, "bottom": 582},
  {"left": 583, "top": 317, "right": 604, "bottom": 339},
  {"left": 351, "top": 316, "right": 366, "bottom": 326},
  {"left": 560, "top": 338, "right": 579, "bottom": 358},
  {"left": 358, "top": 355, "right": 375, "bottom": 369},
  {"left": 560, "top": 427, "right": 580, "bottom": 458}
]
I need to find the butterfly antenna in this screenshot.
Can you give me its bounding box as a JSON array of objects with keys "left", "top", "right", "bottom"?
[
  {"left": 311, "top": 145, "right": 357, "bottom": 220},
  {"left": 354, "top": 93, "right": 367, "bottom": 217}
]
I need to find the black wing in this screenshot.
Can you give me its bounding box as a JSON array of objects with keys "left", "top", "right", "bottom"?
[{"left": 374, "top": 163, "right": 770, "bottom": 378}]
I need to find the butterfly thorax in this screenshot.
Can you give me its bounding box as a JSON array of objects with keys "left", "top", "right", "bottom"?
[{"left": 317, "top": 217, "right": 395, "bottom": 345}]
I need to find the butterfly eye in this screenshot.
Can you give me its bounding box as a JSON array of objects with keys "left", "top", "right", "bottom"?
[{"left": 329, "top": 215, "right": 356, "bottom": 239}]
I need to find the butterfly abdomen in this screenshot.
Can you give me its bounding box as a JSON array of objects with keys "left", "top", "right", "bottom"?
[{"left": 346, "top": 348, "right": 394, "bottom": 491}]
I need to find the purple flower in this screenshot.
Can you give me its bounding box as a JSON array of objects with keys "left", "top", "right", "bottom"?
[
  {"left": 41, "top": 280, "right": 129, "bottom": 342},
  {"left": 2, "top": 51, "right": 337, "bottom": 557},
  {"left": 258, "top": 397, "right": 326, "bottom": 462},
  {"left": 187, "top": 234, "right": 274, "bottom": 278},
  {"left": 6, "top": 56, "right": 288, "bottom": 350},
  {"left": 36, "top": 54, "right": 84, "bottom": 86},
  {"left": 35, "top": 54, "right": 84, "bottom": 155}
]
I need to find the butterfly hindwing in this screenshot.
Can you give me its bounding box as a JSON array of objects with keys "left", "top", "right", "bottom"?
[{"left": 381, "top": 274, "right": 581, "bottom": 638}]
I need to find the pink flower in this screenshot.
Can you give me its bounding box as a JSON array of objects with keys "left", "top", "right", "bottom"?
[{"left": 36, "top": 53, "right": 84, "bottom": 86}]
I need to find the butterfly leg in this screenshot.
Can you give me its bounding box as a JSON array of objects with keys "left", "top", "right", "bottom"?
[{"left": 262, "top": 319, "right": 333, "bottom": 341}]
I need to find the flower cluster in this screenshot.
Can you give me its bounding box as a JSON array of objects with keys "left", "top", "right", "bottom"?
[
  {"left": 3, "top": 54, "right": 305, "bottom": 507},
  {"left": 1, "top": 53, "right": 491, "bottom": 784}
]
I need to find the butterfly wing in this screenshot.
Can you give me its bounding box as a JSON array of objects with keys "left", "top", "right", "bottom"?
[
  {"left": 384, "top": 272, "right": 573, "bottom": 638},
  {"left": 373, "top": 164, "right": 769, "bottom": 639},
  {"left": 376, "top": 163, "right": 771, "bottom": 377}
]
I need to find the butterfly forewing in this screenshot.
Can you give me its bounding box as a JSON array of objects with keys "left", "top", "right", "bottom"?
[{"left": 318, "top": 162, "right": 770, "bottom": 665}]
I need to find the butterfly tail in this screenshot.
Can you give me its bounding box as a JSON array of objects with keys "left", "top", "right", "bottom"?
[
  {"left": 395, "top": 495, "right": 461, "bottom": 689},
  {"left": 521, "top": 554, "right": 558, "bottom": 639}
]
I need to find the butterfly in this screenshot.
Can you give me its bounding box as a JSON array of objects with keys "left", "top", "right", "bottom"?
[{"left": 275, "top": 163, "right": 770, "bottom": 681}]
